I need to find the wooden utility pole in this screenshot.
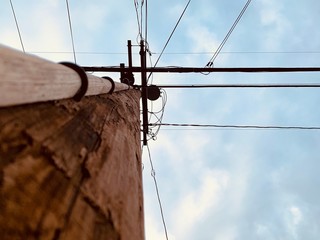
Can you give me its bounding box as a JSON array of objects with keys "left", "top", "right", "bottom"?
[
  {"left": 0, "top": 46, "right": 144, "bottom": 239},
  {"left": 0, "top": 45, "right": 131, "bottom": 107},
  {"left": 3, "top": 37, "right": 319, "bottom": 239}
]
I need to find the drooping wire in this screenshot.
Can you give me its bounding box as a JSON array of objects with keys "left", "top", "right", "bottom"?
[
  {"left": 149, "top": 123, "right": 320, "bottom": 130},
  {"left": 148, "top": 0, "right": 191, "bottom": 81},
  {"left": 9, "top": 0, "right": 25, "bottom": 52},
  {"left": 134, "top": 0, "right": 143, "bottom": 42},
  {"left": 137, "top": 0, "right": 167, "bottom": 143},
  {"left": 143, "top": 0, "right": 152, "bottom": 66},
  {"left": 141, "top": 0, "right": 144, "bottom": 39},
  {"left": 65, "top": 0, "right": 77, "bottom": 63},
  {"left": 148, "top": 89, "right": 168, "bottom": 140},
  {"left": 205, "top": 0, "right": 253, "bottom": 71},
  {"left": 145, "top": 144, "right": 169, "bottom": 240},
  {"left": 145, "top": 0, "right": 148, "bottom": 44}
]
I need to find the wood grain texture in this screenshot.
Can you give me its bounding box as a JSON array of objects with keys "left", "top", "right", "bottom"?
[
  {"left": 0, "top": 90, "right": 144, "bottom": 240},
  {"left": 0, "top": 45, "right": 131, "bottom": 107}
]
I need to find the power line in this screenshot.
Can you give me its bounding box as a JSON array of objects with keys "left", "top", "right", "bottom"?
[
  {"left": 154, "top": 83, "right": 320, "bottom": 89},
  {"left": 145, "top": 144, "right": 169, "bottom": 240},
  {"left": 149, "top": 123, "right": 320, "bottom": 130},
  {"left": 140, "top": 0, "right": 144, "bottom": 41},
  {"left": 134, "top": 0, "right": 143, "bottom": 40},
  {"left": 9, "top": 0, "right": 25, "bottom": 52},
  {"left": 82, "top": 66, "right": 320, "bottom": 73},
  {"left": 149, "top": 0, "right": 191, "bottom": 80},
  {"left": 65, "top": 0, "right": 77, "bottom": 63},
  {"left": 26, "top": 51, "right": 320, "bottom": 55},
  {"left": 148, "top": 89, "right": 168, "bottom": 140},
  {"left": 206, "top": 0, "right": 253, "bottom": 68},
  {"left": 159, "top": 51, "right": 320, "bottom": 55},
  {"left": 145, "top": 0, "right": 148, "bottom": 43}
]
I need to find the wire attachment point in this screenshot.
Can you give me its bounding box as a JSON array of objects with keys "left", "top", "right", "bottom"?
[
  {"left": 59, "top": 62, "right": 88, "bottom": 101},
  {"left": 102, "top": 76, "right": 115, "bottom": 94}
]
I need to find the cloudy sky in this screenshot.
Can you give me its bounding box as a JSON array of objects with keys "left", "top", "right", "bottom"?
[{"left": 1, "top": 0, "right": 320, "bottom": 239}]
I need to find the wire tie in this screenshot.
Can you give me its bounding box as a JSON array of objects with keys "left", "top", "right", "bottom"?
[
  {"left": 102, "top": 76, "right": 115, "bottom": 94},
  {"left": 59, "top": 62, "right": 88, "bottom": 101}
]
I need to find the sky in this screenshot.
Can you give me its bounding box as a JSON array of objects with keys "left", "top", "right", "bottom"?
[{"left": 1, "top": 0, "right": 320, "bottom": 239}]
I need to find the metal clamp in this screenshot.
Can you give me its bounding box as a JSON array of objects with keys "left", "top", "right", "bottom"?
[
  {"left": 59, "top": 62, "right": 88, "bottom": 101},
  {"left": 102, "top": 76, "right": 115, "bottom": 94}
]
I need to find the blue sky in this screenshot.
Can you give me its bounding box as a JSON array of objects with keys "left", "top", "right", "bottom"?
[{"left": 1, "top": 0, "right": 320, "bottom": 239}]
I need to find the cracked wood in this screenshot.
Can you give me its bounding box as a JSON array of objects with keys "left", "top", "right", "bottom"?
[{"left": 0, "top": 90, "right": 144, "bottom": 240}]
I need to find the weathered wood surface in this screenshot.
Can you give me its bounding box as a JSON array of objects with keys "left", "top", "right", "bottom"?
[
  {"left": 0, "top": 90, "right": 144, "bottom": 240},
  {"left": 0, "top": 45, "right": 131, "bottom": 107}
]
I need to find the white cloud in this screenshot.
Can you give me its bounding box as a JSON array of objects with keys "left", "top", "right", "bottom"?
[
  {"left": 255, "top": 224, "right": 269, "bottom": 236},
  {"left": 187, "top": 24, "right": 219, "bottom": 53},
  {"left": 72, "top": 4, "right": 108, "bottom": 31},
  {"left": 173, "top": 169, "right": 229, "bottom": 238},
  {"left": 285, "top": 206, "right": 303, "bottom": 239},
  {"left": 290, "top": 206, "right": 302, "bottom": 226},
  {"left": 0, "top": 1, "right": 74, "bottom": 61},
  {"left": 258, "top": 0, "right": 293, "bottom": 50},
  {"left": 144, "top": 210, "right": 177, "bottom": 240}
]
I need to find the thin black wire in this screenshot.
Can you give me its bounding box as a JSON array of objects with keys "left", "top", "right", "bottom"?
[
  {"left": 134, "top": 0, "right": 143, "bottom": 41},
  {"left": 155, "top": 83, "right": 320, "bottom": 89},
  {"left": 145, "top": 0, "right": 148, "bottom": 43},
  {"left": 150, "top": 123, "right": 320, "bottom": 130},
  {"left": 148, "top": 0, "right": 191, "bottom": 81},
  {"left": 160, "top": 51, "right": 320, "bottom": 55},
  {"left": 141, "top": 0, "right": 144, "bottom": 40},
  {"left": 205, "top": 0, "right": 252, "bottom": 69},
  {"left": 65, "top": 0, "right": 77, "bottom": 63},
  {"left": 9, "top": 0, "right": 25, "bottom": 52},
  {"left": 26, "top": 51, "right": 320, "bottom": 55},
  {"left": 208, "top": 0, "right": 252, "bottom": 65},
  {"left": 148, "top": 89, "right": 168, "bottom": 140},
  {"left": 145, "top": 144, "right": 169, "bottom": 240}
]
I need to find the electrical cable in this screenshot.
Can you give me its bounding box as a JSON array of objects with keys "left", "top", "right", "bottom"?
[
  {"left": 205, "top": 0, "right": 252, "bottom": 71},
  {"left": 65, "top": 0, "right": 77, "bottom": 63},
  {"left": 148, "top": 0, "right": 191, "bottom": 81},
  {"left": 207, "top": 0, "right": 252, "bottom": 65},
  {"left": 9, "top": 0, "right": 25, "bottom": 52},
  {"left": 26, "top": 50, "right": 320, "bottom": 55},
  {"left": 145, "top": 0, "right": 148, "bottom": 44},
  {"left": 82, "top": 66, "right": 320, "bottom": 73},
  {"left": 158, "top": 51, "right": 320, "bottom": 55},
  {"left": 155, "top": 83, "right": 320, "bottom": 89},
  {"left": 149, "top": 123, "right": 320, "bottom": 130},
  {"left": 141, "top": 0, "right": 144, "bottom": 40},
  {"left": 134, "top": 0, "right": 143, "bottom": 41},
  {"left": 148, "top": 89, "right": 167, "bottom": 140},
  {"left": 141, "top": 0, "right": 157, "bottom": 137},
  {"left": 145, "top": 144, "right": 169, "bottom": 240}
]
